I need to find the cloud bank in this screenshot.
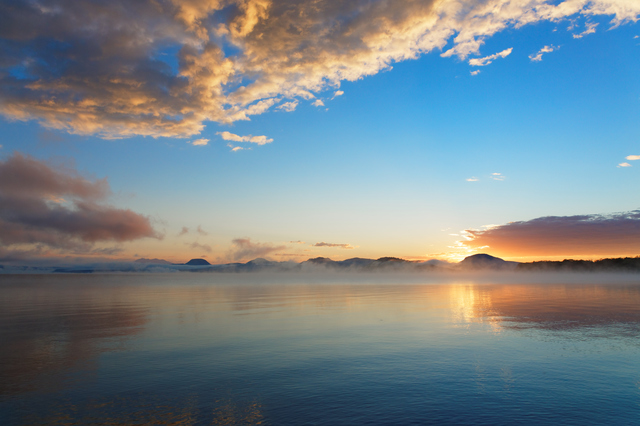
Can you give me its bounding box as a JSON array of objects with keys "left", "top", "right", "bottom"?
[
  {"left": 0, "top": 0, "right": 638, "bottom": 138},
  {"left": 461, "top": 211, "right": 640, "bottom": 257},
  {"left": 0, "top": 153, "right": 158, "bottom": 258}
]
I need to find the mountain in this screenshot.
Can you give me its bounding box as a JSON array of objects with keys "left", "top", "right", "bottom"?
[
  {"left": 134, "top": 258, "right": 172, "bottom": 265},
  {"left": 458, "top": 254, "right": 519, "bottom": 270},
  {"left": 185, "top": 258, "right": 211, "bottom": 266}
]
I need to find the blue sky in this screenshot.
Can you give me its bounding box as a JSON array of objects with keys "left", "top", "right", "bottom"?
[{"left": 0, "top": 0, "right": 639, "bottom": 264}]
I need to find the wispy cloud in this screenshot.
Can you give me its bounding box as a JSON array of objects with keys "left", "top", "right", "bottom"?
[
  {"left": 470, "top": 70, "right": 481, "bottom": 76},
  {"left": 218, "top": 131, "right": 273, "bottom": 145},
  {"left": 468, "top": 48, "right": 513, "bottom": 67},
  {"left": 228, "top": 144, "right": 249, "bottom": 152},
  {"left": 196, "top": 225, "right": 208, "bottom": 236},
  {"left": 460, "top": 210, "right": 640, "bottom": 257},
  {"left": 490, "top": 173, "right": 505, "bottom": 181},
  {"left": 618, "top": 162, "right": 632, "bottom": 167},
  {"left": 289, "top": 240, "right": 306, "bottom": 244},
  {"left": 573, "top": 22, "right": 598, "bottom": 38},
  {"left": 466, "top": 177, "right": 479, "bottom": 182},
  {"left": 189, "top": 138, "right": 209, "bottom": 146},
  {"left": 178, "top": 226, "right": 189, "bottom": 236},
  {"left": 332, "top": 91, "right": 344, "bottom": 99},
  {"left": 529, "top": 45, "right": 558, "bottom": 62},
  {"left": 230, "top": 238, "right": 286, "bottom": 261},
  {"left": 0, "top": 1, "right": 638, "bottom": 138},
  {"left": 312, "top": 99, "right": 325, "bottom": 107},
  {"left": 188, "top": 242, "right": 212, "bottom": 253},
  {"left": 313, "top": 242, "right": 354, "bottom": 249},
  {"left": 0, "top": 153, "right": 159, "bottom": 255},
  {"left": 277, "top": 101, "right": 299, "bottom": 112}
]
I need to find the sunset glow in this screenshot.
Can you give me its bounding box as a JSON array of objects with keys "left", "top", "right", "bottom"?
[{"left": 0, "top": 0, "right": 639, "bottom": 265}]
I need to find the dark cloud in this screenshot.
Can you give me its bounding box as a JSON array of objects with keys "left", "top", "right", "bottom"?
[
  {"left": 196, "top": 225, "right": 208, "bottom": 236},
  {"left": 230, "top": 238, "right": 286, "bottom": 261},
  {"left": 462, "top": 211, "right": 640, "bottom": 257},
  {"left": 178, "top": 226, "right": 189, "bottom": 236},
  {"left": 314, "top": 242, "right": 354, "bottom": 249},
  {"left": 0, "top": 0, "right": 637, "bottom": 138},
  {"left": 0, "top": 152, "right": 159, "bottom": 255}
]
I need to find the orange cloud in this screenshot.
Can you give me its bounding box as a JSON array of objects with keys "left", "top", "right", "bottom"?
[
  {"left": 1, "top": 0, "right": 638, "bottom": 138},
  {"left": 461, "top": 211, "right": 640, "bottom": 258}
]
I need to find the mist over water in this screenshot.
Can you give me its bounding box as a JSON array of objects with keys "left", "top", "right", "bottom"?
[{"left": 1, "top": 273, "right": 640, "bottom": 425}]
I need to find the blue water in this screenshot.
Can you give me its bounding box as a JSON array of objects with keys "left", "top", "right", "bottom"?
[{"left": 1, "top": 273, "right": 639, "bottom": 425}]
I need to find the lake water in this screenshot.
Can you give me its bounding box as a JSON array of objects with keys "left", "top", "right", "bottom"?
[{"left": 1, "top": 273, "right": 640, "bottom": 425}]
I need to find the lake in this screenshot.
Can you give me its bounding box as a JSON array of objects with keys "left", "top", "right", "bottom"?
[{"left": 1, "top": 273, "right": 639, "bottom": 425}]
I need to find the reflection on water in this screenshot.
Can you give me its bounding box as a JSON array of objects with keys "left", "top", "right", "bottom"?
[{"left": 1, "top": 273, "right": 640, "bottom": 425}]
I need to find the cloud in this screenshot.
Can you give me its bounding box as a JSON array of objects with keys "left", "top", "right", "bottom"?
[
  {"left": 466, "top": 177, "right": 479, "bottom": 182},
  {"left": 529, "top": 45, "right": 557, "bottom": 62},
  {"left": 313, "top": 242, "right": 354, "bottom": 249},
  {"left": 312, "top": 99, "right": 325, "bottom": 107},
  {"left": 0, "top": 1, "right": 639, "bottom": 138},
  {"left": 277, "top": 101, "right": 299, "bottom": 112},
  {"left": 230, "top": 238, "right": 286, "bottom": 261},
  {"left": 468, "top": 48, "right": 513, "bottom": 67},
  {"left": 573, "top": 22, "right": 598, "bottom": 38},
  {"left": 228, "top": 144, "right": 249, "bottom": 152},
  {"left": 289, "top": 240, "right": 305, "bottom": 244},
  {"left": 460, "top": 210, "right": 640, "bottom": 257},
  {"left": 179, "top": 226, "right": 189, "bottom": 236},
  {"left": 189, "top": 138, "right": 209, "bottom": 146},
  {"left": 618, "top": 162, "right": 632, "bottom": 167},
  {"left": 217, "top": 131, "right": 273, "bottom": 145},
  {"left": 196, "top": 225, "right": 208, "bottom": 236},
  {"left": 470, "top": 70, "right": 481, "bottom": 76},
  {"left": 332, "top": 91, "right": 344, "bottom": 99},
  {"left": 626, "top": 155, "right": 640, "bottom": 160},
  {"left": 0, "top": 153, "right": 159, "bottom": 254},
  {"left": 490, "top": 172, "right": 505, "bottom": 181},
  {"left": 187, "top": 242, "right": 212, "bottom": 253}
]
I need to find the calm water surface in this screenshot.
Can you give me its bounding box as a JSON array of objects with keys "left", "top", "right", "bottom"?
[{"left": 1, "top": 273, "right": 640, "bottom": 425}]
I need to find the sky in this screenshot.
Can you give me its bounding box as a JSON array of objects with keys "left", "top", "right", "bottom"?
[{"left": 0, "top": 0, "right": 639, "bottom": 265}]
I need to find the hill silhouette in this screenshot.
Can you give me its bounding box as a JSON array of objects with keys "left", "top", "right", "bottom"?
[{"left": 185, "top": 258, "right": 211, "bottom": 266}]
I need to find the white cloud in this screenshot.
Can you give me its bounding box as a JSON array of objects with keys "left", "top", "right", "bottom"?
[
  {"left": 573, "top": 22, "right": 598, "bottom": 38},
  {"left": 529, "top": 45, "right": 558, "bottom": 62},
  {"left": 277, "top": 101, "right": 299, "bottom": 112},
  {"left": 490, "top": 172, "right": 506, "bottom": 181},
  {"left": 618, "top": 162, "right": 632, "bottom": 167},
  {"left": 217, "top": 131, "right": 273, "bottom": 145},
  {"left": 312, "top": 99, "right": 325, "bottom": 107},
  {"left": 470, "top": 70, "right": 481, "bottom": 76},
  {"left": 626, "top": 155, "right": 640, "bottom": 160},
  {"left": 189, "top": 138, "right": 209, "bottom": 146},
  {"left": 468, "top": 48, "right": 513, "bottom": 67},
  {"left": 332, "top": 90, "right": 344, "bottom": 99},
  {"left": 466, "top": 177, "right": 479, "bottom": 181}
]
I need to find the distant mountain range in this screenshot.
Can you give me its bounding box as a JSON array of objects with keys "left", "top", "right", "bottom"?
[{"left": 2, "top": 254, "right": 639, "bottom": 274}]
